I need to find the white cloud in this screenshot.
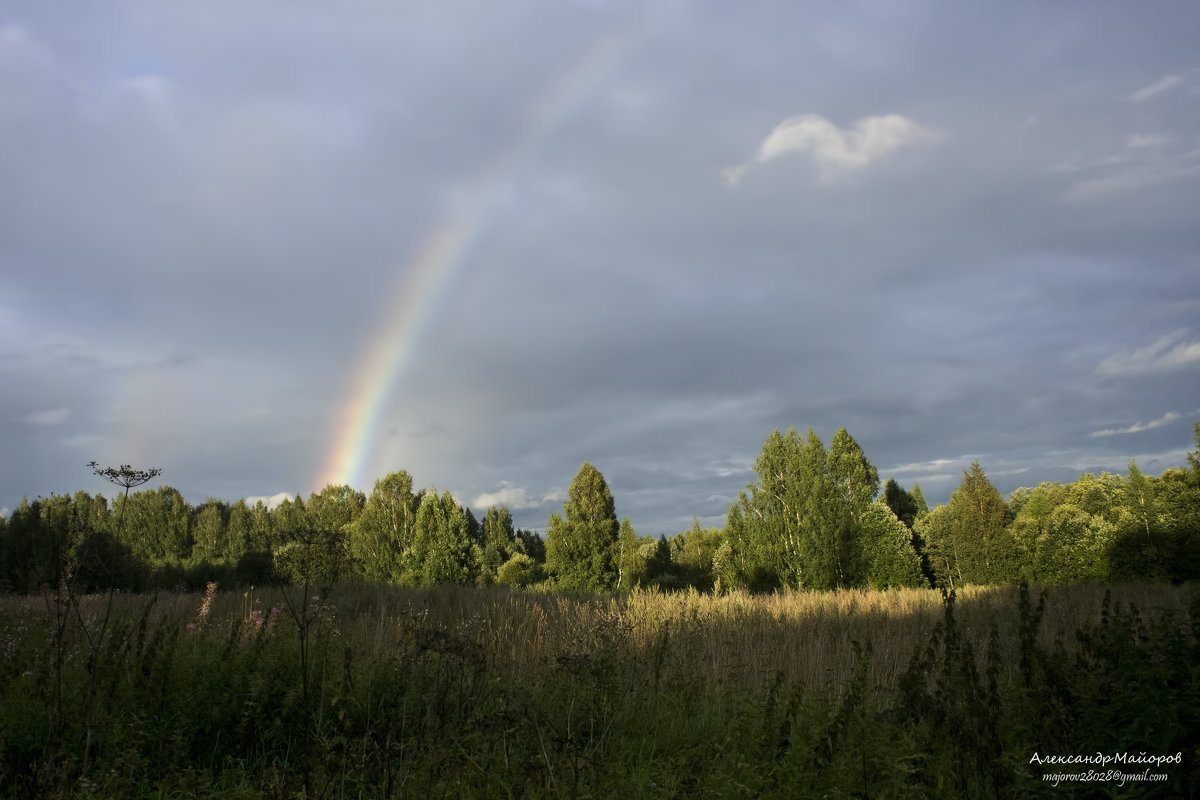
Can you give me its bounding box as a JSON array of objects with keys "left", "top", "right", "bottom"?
[
  {"left": 24, "top": 407, "right": 70, "bottom": 425},
  {"left": 245, "top": 492, "right": 293, "bottom": 510},
  {"left": 1097, "top": 330, "right": 1200, "bottom": 377},
  {"left": 1090, "top": 411, "right": 1183, "bottom": 438},
  {"left": 884, "top": 457, "right": 973, "bottom": 476},
  {"left": 471, "top": 483, "right": 562, "bottom": 510},
  {"left": 1129, "top": 74, "right": 1183, "bottom": 103},
  {"left": 1059, "top": 449, "right": 1191, "bottom": 475},
  {"left": 725, "top": 113, "right": 938, "bottom": 184}
]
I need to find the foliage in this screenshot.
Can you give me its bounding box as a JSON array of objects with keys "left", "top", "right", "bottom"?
[
  {"left": 496, "top": 552, "right": 545, "bottom": 588},
  {"left": 667, "top": 520, "right": 726, "bottom": 592},
  {"left": 883, "top": 478, "right": 921, "bottom": 529},
  {"left": 545, "top": 463, "right": 620, "bottom": 591},
  {"left": 2, "top": 421, "right": 1197, "bottom": 593},
  {"left": 727, "top": 427, "right": 921, "bottom": 591},
  {"left": 921, "top": 462, "right": 1017, "bottom": 588},
  {"left": 411, "top": 489, "right": 478, "bottom": 585},
  {"left": 478, "top": 505, "right": 518, "bottom": 585},
  {"left": 347, "top": 470, "right": 422, "bottom": 583},
  {"left": 858, "top": 501, "right": 926, "bottom": 589}
]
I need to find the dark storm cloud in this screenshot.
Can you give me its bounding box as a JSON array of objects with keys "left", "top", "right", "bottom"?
[{"left": 1, "top": 2, "right": 1197, "bottom": 531}]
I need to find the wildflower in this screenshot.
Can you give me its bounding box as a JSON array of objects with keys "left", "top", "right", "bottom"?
[{"left": 196, "top": 581, "right": 217, "bottom": 625}]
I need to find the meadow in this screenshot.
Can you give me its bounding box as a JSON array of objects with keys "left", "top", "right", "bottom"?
[{"left": 1, "top": 582, "right": 1196, "bottom": 798}]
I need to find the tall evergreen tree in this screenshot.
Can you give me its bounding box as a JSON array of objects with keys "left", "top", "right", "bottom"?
[
  {"left": 515, "top": 528, "right": 546, "bottom": 564},
  {"left": 910, "top": 483, "right": 930, "bottom": 516},
  {"left": 545, "top": 462, "right": 620, "bottom": 592},
  {"left": 883, "top": 479, "right": 921, "bottom": 529},
  {"left": 925, "top": 462, "right": 1015, "bottom": 586},
  {"left": 829, "top": 428, "right": 879, "bottom": 510}
]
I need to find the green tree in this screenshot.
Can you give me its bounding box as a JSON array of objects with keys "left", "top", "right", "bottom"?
[
  {"left": 227, "top": 500, "right": 253, "bottom": 561},
  {"left": 883, "top": 479, "right": 921, "bottom": 529},
  {"left": 1151, "top": 467, "right": 1200, "bottom": 581},
  {"left": 2, "top": 497, "right": 63, "bottom": 592},
  {"left": 1010, "top": 483, "right": 1059, "bottom": 581},
  {"left": 114, "top": 486, "right": 192, "bottom": 566},
  {"left": 914, "top": 504, "right": 954, "bottom": 588},
  {"left": 616, "top": 516, "right": 639, "bottom": 591},
  {"left": 1108, "top": 460, "right": 1168, "bottom": 580},
  {"left": 349, "top": 471, "right": 422, "bottom": 583},
  {"left": 496, "top": 553, "right": 545, "bottom": 588},
  {"left": 910, "top": 483, "right": 930, "bottom": 516},
  {"left": 615, "top": 517, "right": 674, "bottom": 591},
  {"left": 1010, "top": 482, "right": 1114, "bottom": 583},
  {"left": 245, "top": 499, "right": 273, "bottom": 553},
  {"left": 191, "top": 498, "right": 230, "bottom": 563},
  {"left": 272, "top": 495, "right": 309, "bottom": 547},
  {"left": 923, "top": 463, "right": 1015, "bottom": 587},
  {"left": 411, "top": 489, "right": 477, "bottom": 585},
  {"left": 645, "top": 535, "right": 675, "bottom": 588},
  {"left": 1123, "top": 460, "right": 1156, "bottom": 542},
  {"left": 829, "top": 429, "right": 879, "bottom": 510},
  {"left": 729, "top": 428, "right": 869, "bottom": 590},
  {"left": 515, "top": 528, "right": 546, "bottom": 563},
  {"left": 478, "top": 505, "right": 517, "bottom": 584},
  {"left": 668, "top": 520, "right": 726, "bottom": 591},
  {"left": 545, "top": 462, "right": 620, "bottom": 592},
  {"left": 307, "top": 484, "right": 365, "bottom": 537},
  {"left": 858, "top": 502, "right": 925, "bottom": 588}
]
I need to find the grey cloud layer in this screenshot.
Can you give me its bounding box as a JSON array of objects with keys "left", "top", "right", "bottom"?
[{"left": 2, "top": 2, "right": 1198, "bottom": 533}]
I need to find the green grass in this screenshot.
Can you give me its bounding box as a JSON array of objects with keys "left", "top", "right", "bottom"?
[{"left": 1, "top": 582, "right": 1197, "bottom": 798}]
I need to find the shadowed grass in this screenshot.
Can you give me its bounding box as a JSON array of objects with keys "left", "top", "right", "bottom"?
[{"left": 0, "top": 582, "right": 1196, "bottom": 798}]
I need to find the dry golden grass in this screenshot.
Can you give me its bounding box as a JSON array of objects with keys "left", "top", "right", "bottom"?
[
  {"left": 270, "top": 581, "right": 1196, "bottom": 699},
  {"left": 5, "top": 580, "right": 1193, "bottom": 701}
]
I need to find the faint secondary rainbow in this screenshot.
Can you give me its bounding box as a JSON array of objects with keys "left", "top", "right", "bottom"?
[{"left": 317, "top": 10, "right": 665, "bottom": 492}]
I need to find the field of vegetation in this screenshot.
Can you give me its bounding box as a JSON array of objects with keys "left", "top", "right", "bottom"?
[
  {"left": 2, "top": 427, "right": 1197, "bottom": 795},
  {"left": 2, "top": 580, "right": 1197, "bottom": 798}
]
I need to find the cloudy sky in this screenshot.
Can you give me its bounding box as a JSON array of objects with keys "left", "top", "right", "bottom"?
[{"left": 3, "top": 1, "right": 1198, "bottom": 534}]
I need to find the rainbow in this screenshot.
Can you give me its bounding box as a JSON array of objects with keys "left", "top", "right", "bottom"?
[{"left": 317, "top": 9, "right": 669, "bottom": 492}]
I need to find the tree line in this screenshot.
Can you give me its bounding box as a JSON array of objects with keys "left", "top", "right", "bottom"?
[{"left": 2, "top": 423, "right": 1198, "bottom": 594}]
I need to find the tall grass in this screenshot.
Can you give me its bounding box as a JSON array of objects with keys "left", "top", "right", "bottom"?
[{"left": 0, "top": 582, "right": 1196, "bottom": 798}]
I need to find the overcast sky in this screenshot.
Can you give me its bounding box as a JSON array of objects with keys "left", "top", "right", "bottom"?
[{"left": 3, "top": 1, "right": 1198, "bottom": 534}]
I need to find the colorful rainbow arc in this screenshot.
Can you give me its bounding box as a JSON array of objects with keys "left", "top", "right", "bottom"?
[{"left": 316, "top": 11, "right": 665, "bottom": 493}]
